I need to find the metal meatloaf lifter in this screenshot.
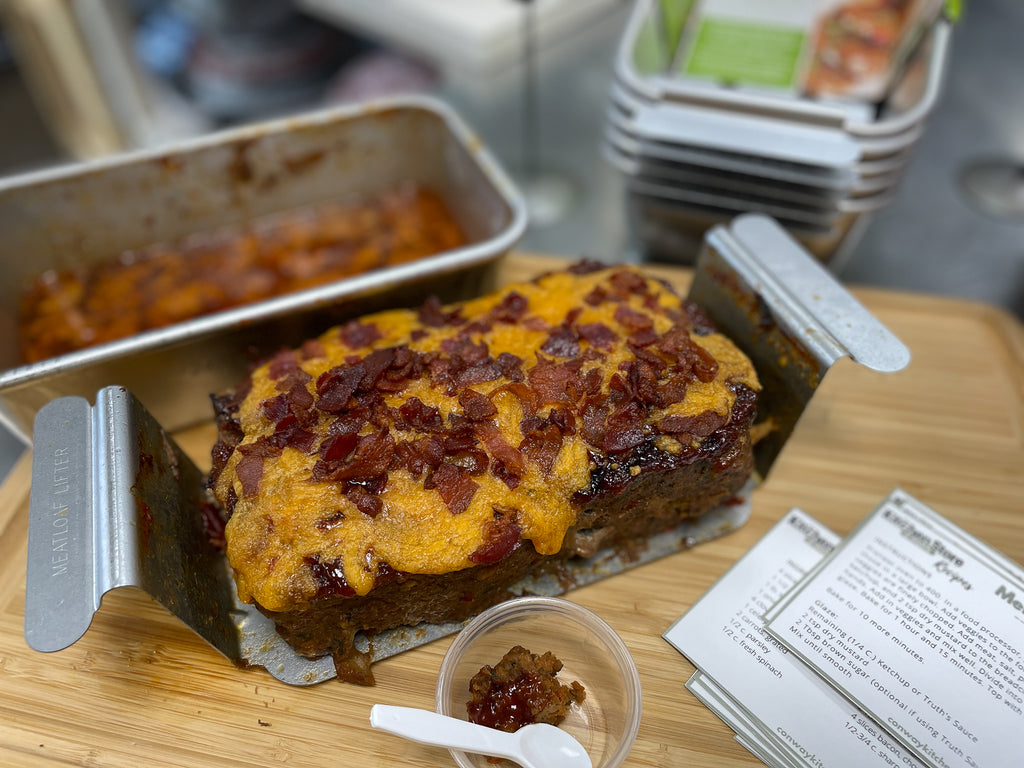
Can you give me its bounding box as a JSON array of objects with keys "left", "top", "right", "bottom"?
[{"left": 208, "top": 260, "right": 761, "bottom": 683}]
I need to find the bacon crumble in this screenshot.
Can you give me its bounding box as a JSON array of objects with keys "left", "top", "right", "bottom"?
[{"left": 227, "top": 274, "right": 736, "bottom": 513}]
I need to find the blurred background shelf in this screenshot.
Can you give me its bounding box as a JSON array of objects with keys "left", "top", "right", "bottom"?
[{"left": 0, "top": 0, "right": 1022, "bottom": 482}]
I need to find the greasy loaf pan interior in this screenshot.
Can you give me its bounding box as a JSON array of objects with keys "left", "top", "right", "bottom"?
[{"left": 0, "top": 96, "right": 527, "bottom": 443}]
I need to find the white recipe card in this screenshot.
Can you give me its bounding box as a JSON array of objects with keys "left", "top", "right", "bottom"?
[
  {"left": 665, "top": 508, "right": 925, "bottom": 768},
  {"left": 686, "top": 671, "right": 801, "bottom": 768},
  {"left": 766, "top": 488, "right": 1024, "bottom": 768}
]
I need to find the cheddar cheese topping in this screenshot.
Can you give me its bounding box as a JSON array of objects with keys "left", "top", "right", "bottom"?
[{"left": 212, "top": 264, "right": 759, "bottom": 611}]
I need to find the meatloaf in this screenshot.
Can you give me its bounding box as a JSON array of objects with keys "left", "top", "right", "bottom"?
[
  {"left": 209, "top": 261, "right": 760, "bottom": 683},
  {"left": 467, "top": 645, "right": 586, "bottom": 732}
]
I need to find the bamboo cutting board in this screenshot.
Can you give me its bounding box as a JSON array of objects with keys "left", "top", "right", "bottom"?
[{"left": 1, "top": 254, "right": 1022, "bottom": 768}]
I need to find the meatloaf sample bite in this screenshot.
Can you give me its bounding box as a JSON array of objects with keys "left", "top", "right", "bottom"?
[
  {"left": 467, "top": 645, "right": 586, "bottom": 732},
  {"left": 209, "top": 261, "right": 761, "bottom": 683}
]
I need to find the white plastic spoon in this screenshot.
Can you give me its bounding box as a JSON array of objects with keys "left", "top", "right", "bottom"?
[{"left": 369, "top": 704, "right": 592, "bottom": 768}]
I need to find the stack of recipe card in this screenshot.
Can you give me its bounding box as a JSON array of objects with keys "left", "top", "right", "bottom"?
[{"left": 665, "top": 488, "right": 1024, "bottom": 768}]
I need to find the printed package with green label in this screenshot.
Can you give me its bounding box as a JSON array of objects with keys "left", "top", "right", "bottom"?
[{"left": 634, "top": 0, "right": 946, "bottom": 104}]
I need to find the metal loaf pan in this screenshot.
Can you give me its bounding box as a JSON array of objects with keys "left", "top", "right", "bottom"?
[{"left": 0, "top": 96, "right": 527, "bottom": 443}]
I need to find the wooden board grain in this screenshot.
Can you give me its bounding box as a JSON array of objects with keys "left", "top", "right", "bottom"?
[{"left": 1, "top": 253, "right": 1021, "bottom": 768}]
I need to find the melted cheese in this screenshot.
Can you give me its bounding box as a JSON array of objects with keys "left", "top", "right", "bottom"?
[{"left": 219, "top": 266, "right": 759, "bottom": 611}]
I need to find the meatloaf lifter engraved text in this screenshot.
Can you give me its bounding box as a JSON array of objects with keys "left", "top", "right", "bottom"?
[{"left": 49, "top": 447, "right": 72, "bottom": 577}]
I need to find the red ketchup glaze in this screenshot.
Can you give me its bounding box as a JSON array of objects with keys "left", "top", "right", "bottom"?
[
  {"left": 466, "top": 646, "right": 586, "bottom": 734},
  {"left": 468, "top": 670, "right": 558, "bottom": 732}
]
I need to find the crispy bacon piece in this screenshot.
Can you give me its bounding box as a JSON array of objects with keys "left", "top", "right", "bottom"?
[
  {"left": 584, "top": 285, "right": 608, "bottom": 306},
  {"left": 634, "top": 346, "right": 667, "bottom": 374},
  {"left": 614, "top": 305, "right": 652, "bottom": 331},
  {"left": 579, "top": 396, "right": 608, "bottom": 448},
  {"left": 398, "top": 397, "right": 444, "bottom": 432},
  {"left": 327, "top": 412, "right": 368, "bottom": 437},
  {"left": 316, "top": 365, "right": 363, "bottom": 413},
  {"left": 469, "top": 509, "right": 523, "bottom": 565},
  {"left": 690, "top": 344, "right": 720, "bottom": 383},
  {"left": 540, "top": 324, "right": 580, "bottom": 358},
  {"left": 626, "top": 359, "right": 661, "bottom": 405},
  {"left": 347, "top": 485, "right": 384, "bottom": 518},
  {"left": 267, "top": 348, "right": 298, "bottom": 380},
  {"left": 581, "top": 367, "right": 603, "bottom": 397},
  {"left": 418, "top": 295, "right": 463, "bottom": 327},
  {"left": 395, "top": 435, "right": 445, "bottom": 477},
  {"left": 459, "top": 388, "right": 498, "bottom": 421},
  {"left": 656, "top": 370, "right": 690, "bottom": 407},
  {"left": 519, "top": 417, "right": 563, "bottom": 475},
  {"left": 656, "top": 327, "right": 719, "bottom": 382},
  {"left": 235, "top": 454, "right": 264, "bottom": 498},
  {"left": 313, "top": 429, "right": 395, "bottom": 482},
  {"left": 209, "top": 439, "right": 234, "bottom": 486},
  {"left": 456, "top": 359, "right": 502, "bottom": 390},
  {"left": 492, "top": 460, "right": 522, "bottom": 490},
  {"left": 262, "top": 393, "right": 290, "bottom": 422},
  {"left": 495, "top": 351, "right": 525, "bottom": 382},
  {"left": 315, "top": 510, "right": 347, "bottom": 532},
  {"left": 489, "top": 291, "right": 528, "bottom": 323},
  {"left": 603, "top": 401, "right": 646, "bottom": 453},
  {"left": 285, "top": 381, "right": 314, "bottom": 413},
  {"left": 373, "top": 560, "right": 408, "bottom": 589},
  {"left": 475, "top": 421, "right": 526, "bottom": 475},
  {"left": 442, "top": 419, "right": 479, "bottom": 454},
  {"left": 305, "top": 554, "right": 356, "bottom": 599},
  {"left": 628, "top": 328, "right": 658, "bottom": 347},
  {"left": 319, "top": 432, "right": 359, "bottom": 462},
  {"left": 425, "top": 462, "right": 479, "bottom": 515},
  {"left": 577, "top": 322, "right": 616, "bottom": 350},
  {"left": 268, "top": 419, "right": 316, "bottom": 453},
  {"left": 432, "top": 337, "right": 503, "bottom": 393},
  {"left": 339, "top": 320, "right": 383, "bottom": 349},
  {"left": 547, "top": 406, "right": 576, "bottom": 435},
  {"left": 656, "top": 410, "right": 727, "bottom": 437},
  {"left": 449, "top": 448, "right": 489, "bottom": 476},
  {"left": 567, "top": 258, "right": 606, "bottom": 275},
  {"left": 376, "top": 346, "right": 424, "bottom": 391},
  {"left": 263, "top": 384, "right": 317, "bottom": 455},
  {"left": 360, "top": 348, "right": 397, "bottom": 389},
  {"left": 609, "top": 268, "right": 649, "bottom": 298},
  {"left": 490, "top": 381, "right": 540, "bottom": 417},
  {"left": 527, "top": 357, "right": 586, "bottom": 406}
]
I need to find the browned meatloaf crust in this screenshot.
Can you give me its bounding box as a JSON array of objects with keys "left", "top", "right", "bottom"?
[{"left": 208, "top": 261, "right": 760, "bottom": 683}]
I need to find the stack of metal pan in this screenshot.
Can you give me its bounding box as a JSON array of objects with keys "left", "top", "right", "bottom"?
[{"left": 603, "top": 0, "right": 952, "bottom": 267}]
